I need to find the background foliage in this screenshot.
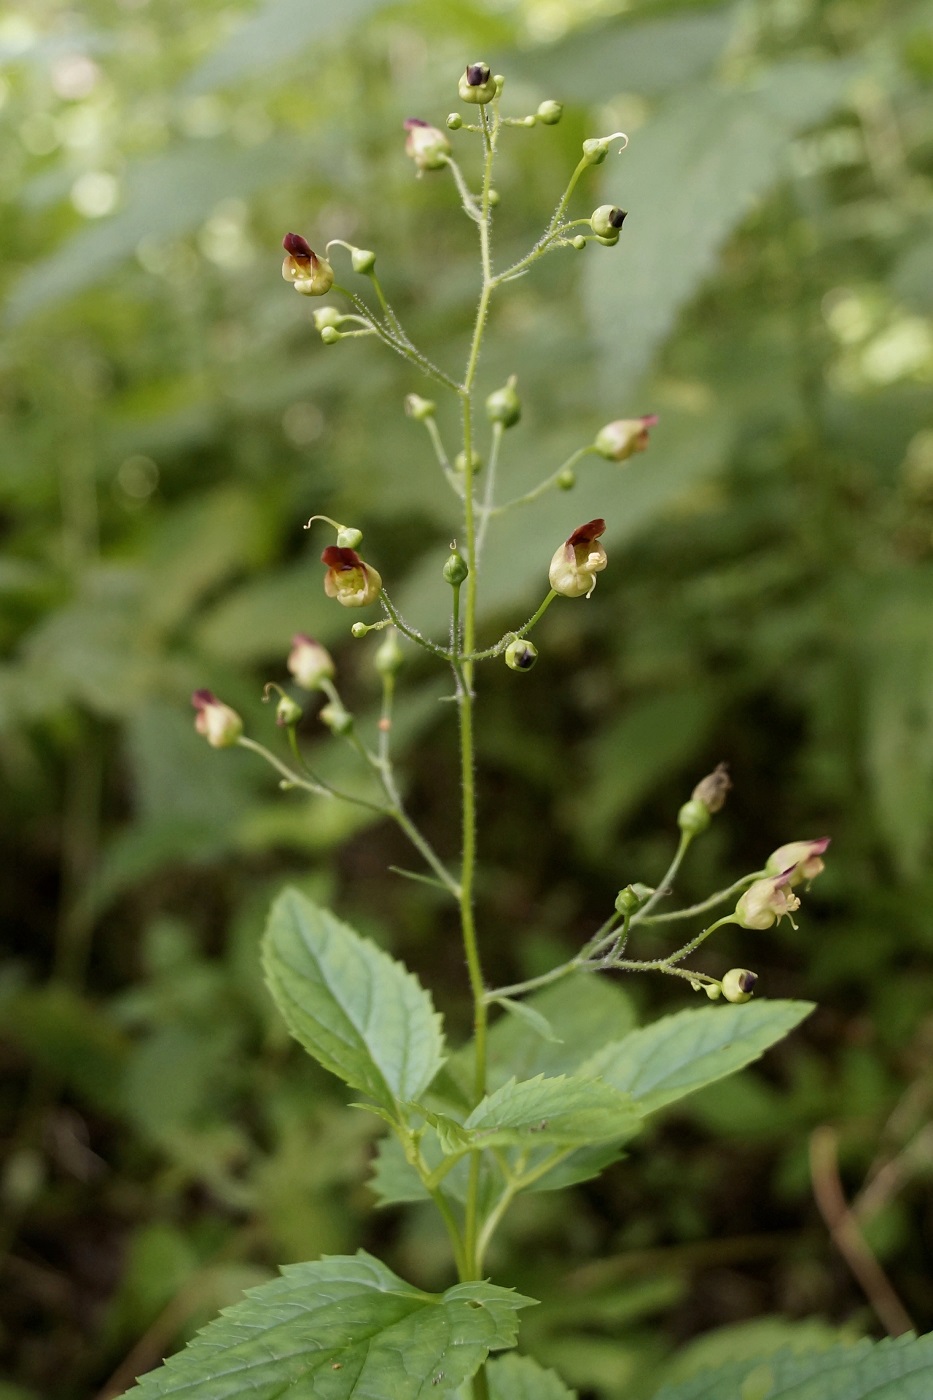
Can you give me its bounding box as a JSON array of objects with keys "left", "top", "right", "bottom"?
[{"left": 2, "top": 0, "right": 932, "bottom": 1396}]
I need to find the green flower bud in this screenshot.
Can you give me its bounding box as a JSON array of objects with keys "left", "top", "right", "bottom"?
[
  {"left": 590, "top": 205, "right": 627, "bottom": 240},
  {"left": 447, "top": 112, "right": 463, "bottom": 130},
  {"left": 614, "top": 882, "right": 654, "bottom": 916},
  {"left": 505, "top": 639, "right": 538, "bottom": 671},
  {"left": 351, "top": 246, "right": 376, "bottom": 275},
  {"left": 319, "top": 700, "right": 354, "bottom": 736},
  {"left": 443, "top": 551, "right": 469, "bottom": 586},
  {"left": 312, "top": 306, "right": 342, "bottom": 331},
  {"left": 537, "top": 100, "right": 563, "bottom": 125},
  {"left": 374, "top": 630, "right": 404, "bottom": 677},
  {"left": 336, "top": 525, "right": 363, "bottom": 549},
  {"left": 485, "top": 375, "right": 521, "bottom": 428},
  {"left": 594, "top": 415, "right": 658, "bottom": 462},
  {"left": 459, "top": 62, "right": 497, "bottom": 105},
  {"left": 320, "top": 325, "right": 340, "bottom": 345},
  {"left": 721, "top": 968, "right": 758, "bottom": 1003},
  {"left": 488, "top": 188, "right": 501, "bottom": 206},
  {"left": 350, "top": 622, "right": 368, "bottom": 638},
  {"left": 275, "top": 693, "right": 303, "bottom": 728},
  {"left": 191, "top": 690, "right": 243, "bottom": 748},
  {"left": 582, "top": 138, "right": 609, "bottom": 166},
  {"left": 572, "top": 235, "right": 587, "bottom": 251},
  {"left": 704, "top": 983, "right": 722, "bottom": 1001},
  {"left": 405, "top": 393, "right": 436, "bottom": 422},
  {"left": 556, "top": 469, "right": 576, "bottom": 490},
  {"left": 455, "top": 448, "right": 482, "bottom": 474},
  {"left": 678, "top": 799, "right": 711, "bottom": 837}
]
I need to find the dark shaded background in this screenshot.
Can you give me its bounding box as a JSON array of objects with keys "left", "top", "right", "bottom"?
[{"left": 2, "top": 0, "right": 933, "bottom": 1396}]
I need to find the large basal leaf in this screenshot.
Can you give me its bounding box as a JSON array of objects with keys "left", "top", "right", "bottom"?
[
  {"left": 263, "top": 888, "right": 444, "bottom": 1115},
  {"left": 580, "top": 1001, "right": 814, "bottom": 1115},
  {"left": 650, "top": 1332, "right": 933, "bottom": 1400},
  {"left": 121, "top": 1251, "right": 534, "bottom": 1399},
  {"left": 586, "top": 60, "right": 858, "bottom": 396},
  {"left": 487, "top": 1351, "right": 577, "bottom": 1399},
  {"left": 465, "top": 1074, "right": 642, "bottom": 1150}
]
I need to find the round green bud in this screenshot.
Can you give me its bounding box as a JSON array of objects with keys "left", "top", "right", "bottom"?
[
  {"left": 351, "top": 246, "right": 376, "bottom": 274},
  {"left": 443, "top": 551, "right": 469, "bottom": 586},
  {"left": 537, "top": 99, "right": 563, "bottom": 125},
  {"left": 572, "top": 234, "right": 587, "bottom": 251},
  {"left": 590, "top": 205, "right": 627, "bottom": 239},
  {"left": 447, "top": 112, "right": 463, "bottom": 130},
  {"left": 493, "top": 74, "right": 505, "bottom": 92},
  {"left": 374, "top": 630, "right": 404, "bottom": 676},
  {"left": 582, "top": 137, "right": 609, "bottom": 165},
  {"left": 350, "top": 621, "right": 368, "bottom": 638},
  {"left": 459, "top": 62, "right": 497, "bottom": 105},
  {"left": 556, "top": 469, "right": 576, "bottom": 490},
  {"left": 455, "top": 448, "right": 483, "bottom": 474},
  {"left": 505, "top": 639, "right": 538, "bottom": 672},
  {"left": 721, "top": 968, "right": 758, "bottom": 1004},
  {"left": 312, "top": 306, "right": 342, "bottom": 331},
  {"left": 276, "top": 693, "right": 303, "bottom": 728},
  {"left": 678, "top": 798, "right": 711, "bottom": 837},
  {"left": 336, "top": 526, "right": 363, "bottom": 549},
  {"left": 405, "top": 393, "right": 436, "bottom": 422},
  {"left": 319, "top": 701, "right": 353, "bottom": 736},
  {"left": 320, "top": 325, "right": 340, "bottom": 345},
  {"left": 614, "top": 882, "right": 654, "bottom": 916},
  {"left": 488, "top": 188, "right": 501, "bottom": 207},
  {"left": 485, "top": 375, "right": 521, "bottom": 428},
  {"left": 704, "top": 983, "right": 722, "bottom": 1001}
]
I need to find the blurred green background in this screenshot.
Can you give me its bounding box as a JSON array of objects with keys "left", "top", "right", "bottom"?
[{"left": 2, "top": 0, "right": 933, "bottom": 1396}]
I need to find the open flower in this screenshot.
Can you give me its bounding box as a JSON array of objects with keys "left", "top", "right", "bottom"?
[
  {"left": 765, "top": 837, "right": 830, "bottom": 887},
  {"left": 734, "top": 869, "right": 801, "bottom": 930},
  {"left": 549, "top": 518, "right": 608, "bottom": 598},
  {"left": 321, "top": 545, "right": 382, "bottom": 607},
  {"left": 281, "top": 232, "right": 334, "bottom": 296},
  {"left": 594, "top": 415, "right": 658, "bottom": 462},
  {"left": 191, "top": 690, "right": 243, "bottom": 748},
  {"left": 403, "top": 118, "right": 451, "bottom": 172}
]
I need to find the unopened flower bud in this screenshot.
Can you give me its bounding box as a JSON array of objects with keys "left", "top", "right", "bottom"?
[
  {"left": 287, "top": 634, "right": 335, "bottom": 691},
  {"left": 590, "top": 205, "right": 627, "bottom": 241},
  {"left": 488, "top": 188, "right": 501, "bottom": 205},
  {"left": 505, "top": 639, "right": 538, "bottom": 671},
  {"left": 321, "top": 545, "right": 382, "bottom": 607},
  {"left": 404, "top": 118, "right": 452, "bottom": 172},
  {"left": 405, "top": 393, "right": 436, "bottom": 422},
  {"left": 374, "top": 630, "right": 404, "bottom": 677},
  {"left": 276, "top": 693, "right": 303, "bottom": 728},
  {"left": 455, "top": 448, "right": 482, "bottom": 474},
  {"left": 320, "top": 326, "right": 340, "bottom": 345},
  {"left": 582, "top": 138, "right": 610, "bottom": 165},
  {"left": 557, "top": 469, "right": 576, "bottom": 490},
  {"left": 549, "top": 518, "right": 607, "bottom": 599},
  {"left": 313, "top": 306, "right": 342, "bottom": 331},
  {"left": 678, "top": 799, "right": 710, "bottom": 837},
  {"left": 704, "top": 983, "right": 722, "bottom": 1000},
  {"left": 319, "top": 700, "right": 353, "bottom": 736},
  {"left": 614, "top": 883, "right": 654, "bottom": 916},
  {"left": 459, "top": 62, "right": 497, "bottom": 105},
  {"left": 485, "top": 375, "right": 521, "bottom": 428},
  {"left": 191, "top": 690, "right": 243, "bottom": 748},
  {"left": 572, "top": 235, "right": 587, "bottom": 251},
  {"left": 734, "top": 871, "right": 801, "bottom": 930},
  {"left": 447, "top": 112, "right": 463, "bottom": 130},
  {"left": 765, "top": 837, "right": 830, "bottom": 887},
  {"left": 336, "top": 525, "right": 363, "bottom": 549},
  {"left": 350, "top": 246, "right": 376, "bottom": 274},
  {"left": 281, "top": 233, "right": 334, "bottom": 297},
  {"left": 721, "top": 968, "right": 758, "bottom": 1003},
  {"left": 594, "top": 415, "right": 658, "bottom": 462},
  {"left": 443, "top": 551, "right": 469, "bottom": 586},
  {"left": 691, "top": 762, "right": 732, "bottom": 815},
  {"left": 537, "top": 100, "right": 563, "bottom": 125}
]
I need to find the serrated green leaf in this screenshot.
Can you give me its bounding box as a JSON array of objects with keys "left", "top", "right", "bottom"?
[
  {"left": 650, "top": 1331, "right": 933, "bottom": 1400},
  {"left": 464, "top": 1075, "right": 642, "bottom": 1150},
  {"left": 487, "top": 1351, "right": 577, "bottom": 1399},
  {"left": 263, "top": 888, "right": 445, "bottom": 1115},
  {"left": 121, "top": 1251, "right": 536, "bottom": 1398},
  {"left": 580, "top": 1001, "right": 814, "bottom": 1115}
]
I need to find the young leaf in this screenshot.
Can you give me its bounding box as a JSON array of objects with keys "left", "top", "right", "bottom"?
[
  {"left": 465, "top": 1075, "right": 642, "bottom": 1150},
  {"left": 649, "top": 1331, "right": 933, "bottom": 1400},
  {"left": 487, "top": 1351, "right": 577, "bottom": 1398},
  {"left": 121, "top": 1251, "right": 536, "bottom": 1398},
  {"left": 579, "top": 1001, "right": 814, "bottom": 1116},
  {"left": 263, "top": 888, "right": 444, "bottom": 1115}
]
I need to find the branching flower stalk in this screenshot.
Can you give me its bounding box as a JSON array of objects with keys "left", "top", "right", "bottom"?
[{"left": 182, "top": 67, "right": 832, "bottom": 1400}]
